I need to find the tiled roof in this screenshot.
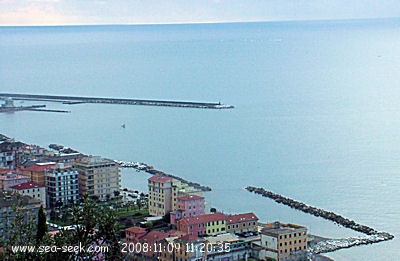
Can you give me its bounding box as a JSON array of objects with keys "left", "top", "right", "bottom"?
[
  {"left": 225, "top": 212, "right": 259, "bottom": 224},
  {"left": 10, "top": 181, "right": 44, "bottom": 190},
  {"left": 177, "top": 194, "right": 204, "bottom": 201},
  {"left": 140, "top": 231, "right": 169, "bottom": 244},
  {"left": 0, "top": 173, "right": 27, "bottom": 180},
  {"left": 177, "top": 234, "right": 198, "bottom": 243},
  {"left": 24, "top": 163, "right": 56, "bottom": 172},
  {"left": 148, "top": 174, "right": 173, "bottom": 183},
  {"left": 125, "top": 226, "right": 147, "bottom": 234},
  {"left": 180, "top": 213, "right": 225, "bottom": 226},
  {"left": 0, "top": 168, "right": 12, "bottom": 174}
]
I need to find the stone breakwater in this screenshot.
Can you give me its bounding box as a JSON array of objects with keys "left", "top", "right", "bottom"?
[
  {"left": 116, "top": 161, "right": 212, "bottom": 192},
  {"left": 246, "top": 186, "right": 394, "bottom": 253}
]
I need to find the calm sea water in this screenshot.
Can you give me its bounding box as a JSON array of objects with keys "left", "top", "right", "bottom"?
[{"left": 1, "top": 19, "right": 400, "bottom": 260}]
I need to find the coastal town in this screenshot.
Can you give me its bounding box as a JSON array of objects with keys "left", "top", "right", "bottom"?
[{"left": 0, "top": 134, "right": 392, "bottom": 260}]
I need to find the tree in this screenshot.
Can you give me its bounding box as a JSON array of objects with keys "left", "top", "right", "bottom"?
[
  {"left": 3, "top": 195, "right": 123, "bottom": 261},
  {"left": 36, "top": 205, "right": 48, "bottom": 245},
  {"left": 1, "top": 195, "right": 37, "bottom": 260}
]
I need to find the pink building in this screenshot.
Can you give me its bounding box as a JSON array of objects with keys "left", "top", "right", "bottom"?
[
  {"left": 125, "top": 226, "right": 147, "bottom": 243},
  {"left": 177, "top": 213, "right": 226, "bottom": 237},
  {"left": 170, "top": 194, "right": 205, "bottom": 225},
  {"left": 0, "top": 170, "right": 29, "bottom": 191}
]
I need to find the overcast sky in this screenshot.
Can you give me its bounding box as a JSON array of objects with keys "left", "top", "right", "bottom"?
[{"left": 0, "top": 0, "right": 399, "bottom": 26}]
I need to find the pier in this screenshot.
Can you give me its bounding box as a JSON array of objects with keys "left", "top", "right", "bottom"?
[
  {"left": 246, "top": 186, "right": 394, "bottom": 254},
  {"left": 0, "top": 93, "right": 234, "bottom": 110}
]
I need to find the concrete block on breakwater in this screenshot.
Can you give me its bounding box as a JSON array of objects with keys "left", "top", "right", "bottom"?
[{"left": 245, "top": 186, "right": 394, "bottom": 254}]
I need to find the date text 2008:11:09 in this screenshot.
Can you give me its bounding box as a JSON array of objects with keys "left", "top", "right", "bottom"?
[{"left": 121, "top": 242, "right": 231, "bottom": 254}]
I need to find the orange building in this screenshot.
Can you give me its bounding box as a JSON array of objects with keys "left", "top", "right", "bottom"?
[{"left": 20, "top": 162, "right": 56, "bottom": 186}]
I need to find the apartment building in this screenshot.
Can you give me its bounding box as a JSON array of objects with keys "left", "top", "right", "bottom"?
[
  {"left": 0, "top": 191, "right": 41, "bottom": 240},
  {"left": 177, "top": 213, "right": 226, "bottom": 236},
  {"left": 225, "top": 212, "right": 259, "bottom": 234},
  {"left": 75, "top": 156, "right": 120, "bottom": 201},
  {"left": 259, "top": 222, "right": 308, "bottom": 261},
  {"left": 45, "top": 164, "right": 79, "bottom": 208},
  {"left": 170, "top": 194, "right": 205, "bottom": 225},
  {"left": 0, "top": 170, "right": 29, "bottom": 191},
  {"left": 148, "top": 174, "right": 204, "bottom": 217},
  {"left": 20, "top": 162, "right": 57, "bottom": 186},
  {"left": 9, "top": 181, "right": 46, "bottom": 207},
  {"left": 148, "top": 174, "right": 173, "bottom": 216},
  {"left": 0, "top": 140, "right": 26, "bottom": 169}
]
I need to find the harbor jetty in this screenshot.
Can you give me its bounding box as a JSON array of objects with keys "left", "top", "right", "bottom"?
[
  {"left": 246, "top": 186, "right": 394, "bottom": 254},
  {"left": 116, "top": 160, "right": 212, "bottom": 192},
  {"left": 0, "top": 93, "right": 234, "bottom": 110}
]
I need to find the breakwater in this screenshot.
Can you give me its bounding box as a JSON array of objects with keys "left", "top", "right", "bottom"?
[
  {"left": 116, "top": 160, "right": 212, "bottom": 192},
  {"left": 246, "top": 186, "right": 394, "bottom": 253},
  {"left": 0, "top": 93, "right": 234, "bottom": 110},
  {"left": 0, "top": 105, "right": 46, "bottom": 113}
]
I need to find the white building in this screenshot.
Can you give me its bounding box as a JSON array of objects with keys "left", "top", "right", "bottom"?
[
  {"left": 10, "top": 181, "right": 46, "bottom": 207},
  {"left": 45, "top": 164, "right": 79, "bottom": 208}
]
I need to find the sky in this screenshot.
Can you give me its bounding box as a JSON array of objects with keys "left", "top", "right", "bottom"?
[{"left": 0, "top": 0, "right": 399, "bottom": 26}]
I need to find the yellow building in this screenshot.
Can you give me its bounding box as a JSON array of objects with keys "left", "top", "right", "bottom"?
[
  {"left": 75, "top": 156, "right": 120, "bottom": 201},
  {"left": 20, "top": 162, "right": 56, "bottom": 186},
  {"left": 259, "top": 222, "right": 308, "bottom": 261},
  {"left": 148, "top": 174, "right": 203, "bottom": 217}
]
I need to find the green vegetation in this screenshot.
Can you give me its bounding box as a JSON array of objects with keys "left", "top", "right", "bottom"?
[
  {"left": 1, "top": 196, "right": 123, "bottom": 261},
  {"left": 36, "top": 205, "right": 47, "bottom": 245}
]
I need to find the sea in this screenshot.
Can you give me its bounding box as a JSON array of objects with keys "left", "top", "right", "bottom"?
[{"left": 1, "top": 18, "right": 399, "bottom": 260}]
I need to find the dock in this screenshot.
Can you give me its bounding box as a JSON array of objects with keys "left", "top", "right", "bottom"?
[{"left": 0, "top": 93, "right": 234, "bottom": 110}]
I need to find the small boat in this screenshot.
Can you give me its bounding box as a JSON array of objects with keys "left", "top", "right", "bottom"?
[{"left": 121, "top": 124, "right": 126, "bottom": 128}]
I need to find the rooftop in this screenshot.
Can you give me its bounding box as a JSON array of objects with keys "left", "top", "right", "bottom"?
[
  {"left": 180, "top": 213, "right": 225, "bottom": 226},
  {"left": 148, "top": 174, "right": 173, "bottom": 183},
  {"left": 125, "top": 226, "right": 147, "bottom": 234},
  {"left": 23, "top": 163, "right": 57, "bottom": 172},
  {"left": 261, "top": 222, "right": 307, "bottom": 236},
  {"left": 177, "top": 194, "right": 204, "bottom": 201},
  {"left": 0, "top": 172, "right": 27, "bottom": 180},
  {"left": 140, "top": 230, "right": 169, "bottom": 244},
  {"left": 0, "top": 191, "right": 41, "bottom": 208},
  {"left": 10, "top": 181, "right": 44, "bottom": 190},
  {"left": 225, "top": 212, "right": 259, "bottom": 224},
  {"left": 204, "top": 233, "right": 239, "bottom": 244},
  {"left": 176, "top": 234, "right": 199, "bottom": 243}
]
